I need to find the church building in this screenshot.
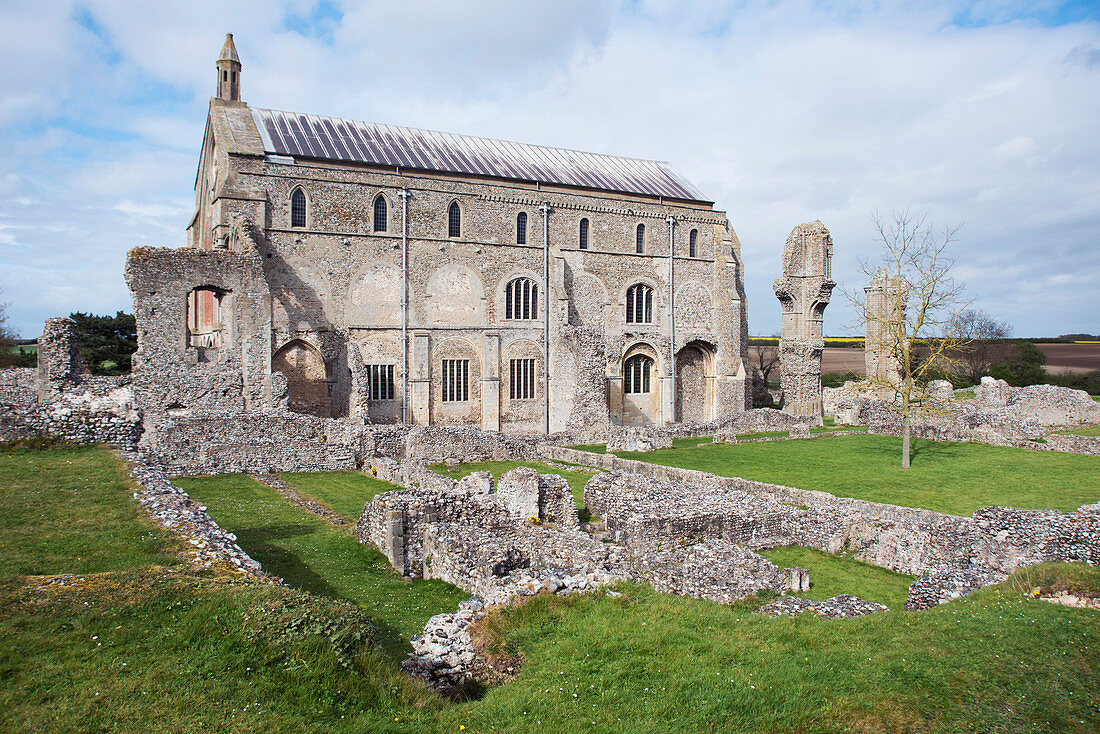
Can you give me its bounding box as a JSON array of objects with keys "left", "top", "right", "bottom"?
[{"left": 129, "top": 34, "right": 753, "bottom": 434}]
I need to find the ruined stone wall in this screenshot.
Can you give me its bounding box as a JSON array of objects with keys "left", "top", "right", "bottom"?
[
  {"left": 125, "top": 238, "right": 272, "bottom": 418},
  {"left": 0, "top": 320, "right": 142, "bottom": 447},
  {"left": 582, "top": 471, "right": 1099, "bottom": 576},
  {"left": 773, "top": 221, "right": 835, "bottom": 418},
  {"left": 863, "top": 270, "right": 905, "bottom": 383}
]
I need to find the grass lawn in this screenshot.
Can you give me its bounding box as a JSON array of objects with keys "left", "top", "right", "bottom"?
[
  {"left": 277, "top": 470, "right": 400, "bottom": 523},
  {"left": 0, "top": 444, "right": 446, "bottom": 732},
  {"left": 586, "top": 433, "right": 1100, "bottom": 516},
  {"left": 429, "top": 460, "right": 595, "bottom": 513},
  {"left": 1055, "top": 424, "right": 1100, "bottom": 437},
  {"left": 176, "top": 473, "right": 465, "bottom": 657},
  {"left": 758, "top": 546, "right": 915, "bottom": 610},
  {"left": 5, "top": 445, "right": 1100, "bottom": 732}
]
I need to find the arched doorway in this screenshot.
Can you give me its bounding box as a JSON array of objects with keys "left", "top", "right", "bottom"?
[
  {"left": 675, "top": 341, "right": 715, "bottom": 423},
  {"left": 273, "top": 340, "right": 330, "bottom": 417},
  {"left": 621, "top": 344, "right": 659, "bottom": 426}
]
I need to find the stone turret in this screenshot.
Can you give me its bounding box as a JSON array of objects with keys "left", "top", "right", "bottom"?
[
  {"left": 772, "top": 221, "right": 835, "bottom": 417},
  {"left": 864, "top": 269, "right": 906, "bottom": 384},
  {"left": 216, "top": 33, "right": 242, "bottom": 102}
]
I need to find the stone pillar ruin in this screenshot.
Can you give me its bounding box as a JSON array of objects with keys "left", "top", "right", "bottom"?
[
  {"left": 36, "top": 317, "right": 89, "bottom": 403},
  {"left": 772, "top": 221, "right": 835, "bottom": 418},
  {"left": 863, "top": 269, "right": 906, "bottom": 385}
]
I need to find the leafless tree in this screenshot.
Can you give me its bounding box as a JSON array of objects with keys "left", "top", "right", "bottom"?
[
  {"left": 750, "top": 341, "right": 780, "bottom": 385},
  {"left": 0, "top": 288, "right": 15, "bottom": 368},
  {"left": 846, "top": 211, "right": 966, "bottom": 469},
  {"left": 955, "top": 309, "right": 1013, "bottom": 385}
]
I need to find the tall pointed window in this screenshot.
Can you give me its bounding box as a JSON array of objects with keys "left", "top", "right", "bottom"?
[
  {"left": 636, "top": 223, "right": 645, "bottom": 254},
  {"left": 516, "top": 212, "right": 527, "bottom": 244},
  {"left": 579, "top": 218, "right": 589, "bottom": 250},
  {"left": 626, "top": 284, "right": 653, "bottom": 324},
  {"left": 505, "top": 277, "right": 538, "bottom": 320},
  {"left": 689, "top": 228, "right": 698, "bottom": 257},
  {"left": 373, "top": 195, "right": 388, "bottom": 232},
  {"left": 448, "top": 201, "right": 461, "bottom": 238},
  {"left": 290, "top": 188, "right": 307, "bottom": 228},
  {"left": 624, "top": 354, "right": 653, "bottom": 394}
]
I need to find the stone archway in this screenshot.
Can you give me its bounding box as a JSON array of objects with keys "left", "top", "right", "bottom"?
[
  {"left": 675, "top": 341, "right": 715, "bottom": 423},
  {"left": 273, "top": 339, "right": 330, "bottom": 417}
]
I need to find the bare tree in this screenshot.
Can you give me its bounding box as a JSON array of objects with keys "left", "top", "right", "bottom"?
[
  {"left": 955, "top": 309, "right": 1012, "bottom": 385},
  {"left": 750, "top": 341, "right": 780, "bottom": 385},
  {"left": 847, "top": 211, "right": 966, "bottom": 469},
  {"left": 0, "top": 288, "right": 15, "bottom": 368}
]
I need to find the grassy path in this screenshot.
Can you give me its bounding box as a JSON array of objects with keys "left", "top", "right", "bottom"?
[{"left": 177, "top": 473, "right": 465, "bottom": 657}]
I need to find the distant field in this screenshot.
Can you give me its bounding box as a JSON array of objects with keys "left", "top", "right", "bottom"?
[
  {"left": 1039, "top": 342, "right": 1100, "bottom": 374},
  {"left": 751, "top": 342, "right": 1100, "bottom": 379}
]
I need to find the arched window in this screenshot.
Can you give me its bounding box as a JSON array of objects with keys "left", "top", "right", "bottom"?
[
  {"left": 624, "top": 354, "right": 653, "bottom": 394},
  {"left": 290, "top": 188, "right": 307, "bottom": 228},
  {"left": 579, "top": 218, "right": 589, "bottom": 250},
  {"left": 626, "top": 284, "right": 653, "bottom": 324},
  {"left": 505, "top": 277, "right": 539, "bottom": 320},
  {"left": 689, "top": 228, "right": 698, "bottom": 257},
  {"left": 448, "top": 201, "right": 461, "bottom": 238},
  {"left": 373, "top": 195, "right": 387, "bottom": 232},
  {"left": 516, "top": 212, "right": 527, "bottom": 244},
  {"left": 636, "top": 223, "right": 645, "bottom": 254}
]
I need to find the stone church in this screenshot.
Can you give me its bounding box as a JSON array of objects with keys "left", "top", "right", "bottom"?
[{"left": 126, "top": 34, "right": 754, "bottom": 434}]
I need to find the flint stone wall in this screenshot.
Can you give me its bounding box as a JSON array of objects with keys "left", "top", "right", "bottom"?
[
  {"left": 358, "top": 461, "right": 622, "bottom": 604},
  {"left": 824, "top": 377, "right": 1100, "bottom": 454},
  {"left": 580, "top": 469, "right": 1100, "bottom": 577},
  {"left": 904, "top": 567, "right": 1008, "bottom": 611}
]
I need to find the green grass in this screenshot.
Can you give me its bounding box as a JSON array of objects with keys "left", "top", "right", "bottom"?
[
  {"left": 0, "top": 444, "right": 181, "bottom": 576},
  {"left": 599, "top": 433, "right": 1100, "bottom": 515},
  {"left": 0, "top": 444, "right": 446, "bottom": 733},
  {"left": 466, "top": 572, "right": 1100, "bottom": 733},
  {"left": 1055, "top": 424, "right": 1100, "bottom": 437},
  {"left": 954, "top": 390, "right": 976, "bottom": 399},
  {"left": 758, "top": 546, "right": 915, "bottom": 610},
  {"left": 5, "top": 445, "right": 1100, "bottom": 732},
  {"left": 176, "top": 473, "right": 466, "bottom": 657},
  {"left": 428, "top": 460, "right": 595, "bottom": 514},
  {"left": 277, "top": 470, "right": 400, "bottom": 522}
]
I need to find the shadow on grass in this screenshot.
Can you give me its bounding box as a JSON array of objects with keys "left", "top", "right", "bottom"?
[{"left": 235, "top": 524, "right": 343, "bottom": 599}]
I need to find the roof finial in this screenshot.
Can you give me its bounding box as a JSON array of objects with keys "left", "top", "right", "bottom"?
[{"left": 216, "top": 34, "right": 242, "bottom": 102}]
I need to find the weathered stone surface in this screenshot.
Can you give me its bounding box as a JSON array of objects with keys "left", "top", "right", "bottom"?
[
  {"left": 758, "top": 594, "right": 888, "bottom": 618},
  {"left": 773, "top": 222, "right": 835, "bottom": 418},
  {"left": 904, "top": 567, "right": 1008, "bottom": 610},
  {"left": 606, "top": 426, "right": 672, "bottom": 453}
]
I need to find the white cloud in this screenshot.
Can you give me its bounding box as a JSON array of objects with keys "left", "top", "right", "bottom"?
[{"left": 0, "top": 1, "right": 1098, "bottom": 339}]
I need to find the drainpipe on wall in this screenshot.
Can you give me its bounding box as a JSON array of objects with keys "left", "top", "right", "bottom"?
[
  {"left": 540, "top": 201, "right": 552, "bottom": 435},
  {"left": 399, "top": 187, "right": 410, "bottom": 425},
  {"left": 667, "top": 214, "right": 676, "bottom": 421}
]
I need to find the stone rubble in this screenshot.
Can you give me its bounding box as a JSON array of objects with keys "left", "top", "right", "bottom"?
[
  {"left": 758, "top": 594, "right": 888, "bottom": 619},
  {"left": 403, "top": 597, "right": 488, "bottom": 694},
  {"left": 904, "top": 567, "right": 1009, "bottom": 611},
  {"left": 123, "top": 451, "right": 264, "bottom": 576}
]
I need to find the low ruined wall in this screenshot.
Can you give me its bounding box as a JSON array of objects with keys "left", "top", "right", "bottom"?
[
  {"left": 400, "top": 425, "right": 541, "bottom": 462},
  {"left": 141, "top": 410, "right": 368, "bottom": 475},
  {"left": 571, "top": 456, "right": 1099, "bottom": 576},
  {"left": 0, "top": 368, "right": 140, "bottom": 447}
]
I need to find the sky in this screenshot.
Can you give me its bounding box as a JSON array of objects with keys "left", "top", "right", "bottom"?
[{"left": 1, "top": 0, "right": 1098, "bottom": 338}]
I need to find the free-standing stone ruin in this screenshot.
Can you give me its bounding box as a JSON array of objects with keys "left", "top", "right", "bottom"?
[
  {"left": 863, "top": 269, "right": 906, "bottom": 384},
  {"left": 773, "top": 221, "right": 835, "bottom": 418}
]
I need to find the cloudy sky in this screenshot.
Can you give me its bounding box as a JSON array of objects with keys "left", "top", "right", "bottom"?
[{"left": 2, "top": 0, "right": 1098, "bottom": 338}]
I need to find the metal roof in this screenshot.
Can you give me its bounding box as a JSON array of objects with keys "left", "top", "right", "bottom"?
[{"left": 249, "top": 107, "right": 711, "bottom": 203}]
